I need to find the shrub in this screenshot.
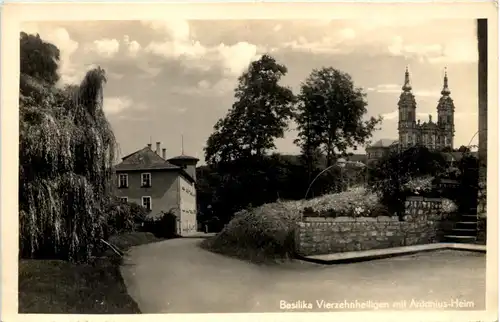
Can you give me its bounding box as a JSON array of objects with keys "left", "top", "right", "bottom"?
[
  {"left": 402, "top": 175, "right": 434, "bottom": 195},
  {"left": 441, "top": 198, "right": 458, "bottom": 214},
  {"left": 368, "top": 145, "right": 447, "bottom": 217},
  {"left": 104, "top": 197, "right": 147, "bottom": 237},
  {"left": 205, "top": 201, "right": 299, "bottom": 262},
  {"left": 298, "top": 186, "right": 383, "bottom": 218},
  {"left": 141, "top": 211, "right": 178, "bottom": 239},
  {"left": 204, "top": 187, "right": 389, "bottom": 262}
]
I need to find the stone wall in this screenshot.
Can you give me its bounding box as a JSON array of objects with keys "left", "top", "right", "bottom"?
[{"left": 295, "top": 197, "right": 445, "bottom": 256}]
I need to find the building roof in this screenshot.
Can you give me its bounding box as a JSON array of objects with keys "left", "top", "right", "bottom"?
[
  {"left": 167, "top": 154, "right": 200, "bottom": 162},
  {"left": 345, "top": 154, "right": 367, "bottom": 163},
  {"left": 115, "top": 147, "right": 196, "bottom": 183},
  {"left": 114, "top": 147, "right": 196, "bottom": 183},
  {"left": 367, "top": 139, "right": 398, "bottom": 148},
  {"left": 420, "top": 121, "right": 439, "bottom": 129}
]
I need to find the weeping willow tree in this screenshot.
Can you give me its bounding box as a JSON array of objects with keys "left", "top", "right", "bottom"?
[{"left": 19, "top": 65, "right": 117, "bottom": 262}]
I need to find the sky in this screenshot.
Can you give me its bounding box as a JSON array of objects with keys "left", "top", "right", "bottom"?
[{"left": 21, "top": 19, "right": 480, "bottom": 165}]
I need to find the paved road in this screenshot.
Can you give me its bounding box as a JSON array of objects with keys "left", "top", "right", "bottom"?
[{"left": 120, "top": 239, "right": 486, "bottom": 313}]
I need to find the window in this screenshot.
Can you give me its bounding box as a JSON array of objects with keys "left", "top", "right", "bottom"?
[
  {"left": 118, "top": 174, "right": 128, "bottom": 188},
  {"left": 142, "top": 196, "right": 152, "bottom": 211},
  {"left": 120, "top": 197, "right": 128, "bottom": 203},
  {"left": 141, "top": 173, "right": 151, "bottom": 187}
]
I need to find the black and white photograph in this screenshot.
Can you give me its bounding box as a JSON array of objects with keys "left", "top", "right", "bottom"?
[{"left": 1, "top": 2, "right": 497, "bottom": 321}]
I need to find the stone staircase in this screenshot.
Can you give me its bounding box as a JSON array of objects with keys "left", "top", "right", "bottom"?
[{"left": 444, "top": 208, "right": 478, "bottom": 243}]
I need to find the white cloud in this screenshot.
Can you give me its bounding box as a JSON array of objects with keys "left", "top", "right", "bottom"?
[
  {"left": 103, "top": 96, "right": 133, "bottom": 115},
  {"left": 145, "top": 39, "right": 208, "bottom": 59},
  {"left": 145, "top": 39, "right": 260, "bottom": 77},
  {"left": 21, "top": 23, "right": 81, "bottom": 85},
  {"left": 368, "top": 84, "right": 440, "bottom": 98},
  {"left": 136, "top": 62, "right": 162, "bottom": 79},
  {"left": 381, "top": 109, "right": 477, "bottom": 123},
  {"left": 381, "top": 110, "right": 398, "bottom": 120},
  {"left": 107, "top": 72, "right": 125, "bottom": 80},
  {"left": 142, "top": 20, "right": 190, "bottom": 41},
  {"left": 86, "top": 38, "right": 120, "bottom": 58},
  {"left": 367, "top": 83, "right": 401, "bottom": 94},
  {"left": 142, "top": 20, "right": 260, "bottom": 77},
  {"left": 171, "top": 78, "right": 237, "bottom": 97},
  {"left": 197, "top": 80, "right": 210, "bottom": 90},
  {"left": 85, "top": 36, "right": 141, "bottom": 59},
  {"left": 414, "top": 90, "right": 440, "bottom": 98},
  {"left": 176, "top": 107, "right": 188, "bottom": 114},
  {"left": 280, "top": 28, "right": 359, "bottom": 55},
  {"left": 123, "top": 35, "right": 141, "bottom": 57},
  {"left": 283, "top": 36, "right": 343, "bottom": 54},
  {"left": 215, "top": 42, "right": 260, "bottom": 76},
  {"left": 428, "top": 38, "right": 478, "bottom": 64},
  {"left": 339, "top": 28, "right": 356, "bottom": 40},
  {"left": 278, "top": 19, "right": 478, "bottom": 64}
]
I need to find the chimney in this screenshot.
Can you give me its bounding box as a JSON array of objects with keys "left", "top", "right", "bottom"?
[
  {"left": 162, "top": 148, "right": 166, "bottom": 159},
  {"left": 156, "top": 142, "right": 161, "bottom": 155},
  {"left": 428, "top": 115, "right": 432, "bottom": 123},
  {"left": 147, "top": 143, "right": 152, "bottom": 149}
]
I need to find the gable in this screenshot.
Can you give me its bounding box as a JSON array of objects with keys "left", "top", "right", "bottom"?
[{"left": 115, "top": 147, "right": 180, "bottom": 171}]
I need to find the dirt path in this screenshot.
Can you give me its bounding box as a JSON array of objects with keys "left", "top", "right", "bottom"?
[{"left": 120, "top": 239, "right": 486, "bottom": 313}]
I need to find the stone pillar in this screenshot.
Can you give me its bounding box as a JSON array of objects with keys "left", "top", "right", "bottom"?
[{"left": 476, "top": 19, "right": 487, "bottom": 244}]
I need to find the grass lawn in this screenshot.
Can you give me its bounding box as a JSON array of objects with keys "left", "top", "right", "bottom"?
[{"left": 19, "top": 232, "right": 163, "bottom": 314}]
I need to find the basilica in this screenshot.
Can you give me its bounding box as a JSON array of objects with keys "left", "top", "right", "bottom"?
[{"left": 397, "top": 67, "right": 455, "bottom": 150}]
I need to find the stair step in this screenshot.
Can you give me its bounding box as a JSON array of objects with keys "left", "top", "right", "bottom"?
[
  {"left": 456, "top": 221, "right": 477, "bottom": 224},
  {"left": 444, "top": 235, "right": 477, "bottom": 240},
  {"left": 452, "top": 229, "right": 476, "bottom": 232}
]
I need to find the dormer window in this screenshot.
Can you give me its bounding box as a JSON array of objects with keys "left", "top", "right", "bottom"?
[
  {"left": 118, "top": 174, "right": 128, "bottom": 188},
  {"left": 141, "top": 173, "right": 151, "bottom": 187}
]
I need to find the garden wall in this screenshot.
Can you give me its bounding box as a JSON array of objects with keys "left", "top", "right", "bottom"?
[{"left": 295, "top": 196, "right": 445, "bottom": 256}]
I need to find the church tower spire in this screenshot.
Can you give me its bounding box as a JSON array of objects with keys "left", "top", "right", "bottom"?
[
  {"left": 402, "top": 66, "right": 412, "bottom": 92},
  {"left": 437, "top": 67, "right": 455, "bottom": 150},
  {"left": 441, "top": 67, "right": 451, "bottom": 96},
  {"left": 398, "top": 66, "right": 417, "bottom": 148}
]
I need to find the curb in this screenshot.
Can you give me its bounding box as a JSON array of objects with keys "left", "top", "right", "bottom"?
[{"left": 296, "top": 243, "right": 486, "bottom": 265}]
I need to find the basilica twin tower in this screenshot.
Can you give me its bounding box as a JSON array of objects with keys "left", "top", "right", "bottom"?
[{"left": 397, "top": 67, "right": 455, "bottom": 151}]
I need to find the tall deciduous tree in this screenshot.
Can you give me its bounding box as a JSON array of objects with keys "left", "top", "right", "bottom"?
[
  {"left": 294, "top": 67, "right": 382, "bottom": 167},
  {"left": 19, "top": 33, "right": 117, "bottom": 262},
  {"left": 204, "top": 54, "right": 296, "bottom": 164},
  {"left": 20, "top": 32, "right": 61, "bottom": 85}
]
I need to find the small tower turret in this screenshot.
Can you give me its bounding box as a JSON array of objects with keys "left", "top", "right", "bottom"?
[
  {"left": 167, "top": 136, "right": 199, "bottom": 182},
  {"left": 168, "top": 155, "right": 199, "bottom": 182}
]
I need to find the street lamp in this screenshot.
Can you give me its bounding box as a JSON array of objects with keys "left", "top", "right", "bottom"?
[{"left": 304, "top": 157, "right": 348, "bottom": 200}]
